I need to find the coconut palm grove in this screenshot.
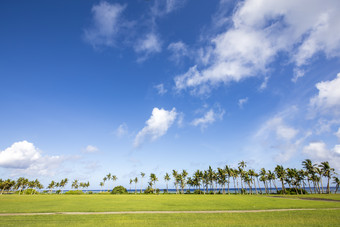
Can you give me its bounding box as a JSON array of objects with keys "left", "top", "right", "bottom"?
[
  {"left": 1, "top": 159, "right": 339, "bottom": 195},
  {"left": 1, "top": 0, "right": 340, "bottom": 226}
]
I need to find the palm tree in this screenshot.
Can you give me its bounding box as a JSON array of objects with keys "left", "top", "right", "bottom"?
[
  {"left": 106, "top": 173, "right": 112, "bottom": 181},
  {"left": 60, "top": 178, "right": 68, "bottom": 194},
  {"left": 248, "top": 169, "right": 257, "bottom": 194},
  {"left": 129, "top": 179, "right": 133, "bottom": 192},
  {"left": 140, "top": 172, "right": 145, "bottom": 193},
  {"left": 320, "top": 161, "right": 335, "bottom": 194},
  {"left": 102, "top": 177, "right": 107, "bottom": 190},
  {"left": 112, "top": 175, "right": 117, "bottom": 190},
  {"left": 47, "top": 180, "right": 55, "bottom": 194},
  {"left": 217, "top": 167, "right": 227, "bottom": 194},
  {"left": 16, "top": 177, "right": 29, "bottom": 195},
  {"left": 229, "top": 168, "right": 237, "bottom": 194},
  {"left": 99, "top": 182, "right": 104, "bottom": 192},
  {"left": 164, "top": 173, "right": 170, "bottom": 193},
  {"left": 28, "top": 180, "right": 36, "bottom": 195},
  {"left": 260, "top": 168, "right": 268, "bottom": 194},
  {"left": 172, "top": 170, "right": 179, "bottom": 194},
  {"left": 150, "top": 173, "right": 158, "bottom": 193},
  {"left": 238, "top": 161, "right": 247, "bottom": 194},
  {"left": 315, "top": 167, "right": 324, "bottom": 193},
  {"left": 274, "top": 165, "right": 286, "bottom": 194},
  {"left": 180, "top": 170, "right": 188, "bottom": 193},
  {"left": 202, "top": 170, "right": 209, "bottom": 194},
  {"left": 333, "top": 176, "right": 339, "bottom": 194},
  {"left": 71, "top": 179, "right": 79, "bottom": 190},
  {"left": 225, "top": 165, "right": 232, "bottom": 194},
  {"left": 255, "top": 172, "right": 262, "bottom": 194},
  {"left": 207, "top": 166, "right": 214, "bottom": 193}
]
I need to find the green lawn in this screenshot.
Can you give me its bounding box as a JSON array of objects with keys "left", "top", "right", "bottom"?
[
  {"left": 0, "top": 210, "right": 339, "bottom": 227},
  {"left": 269, "top": 194, "right": 340, "bottom": 201},
  {"left": 0, "top": 194, "right": 339, "bottom": 226},
  {"left": 0, "top": 194, "right": 339, "bottom": 213}
]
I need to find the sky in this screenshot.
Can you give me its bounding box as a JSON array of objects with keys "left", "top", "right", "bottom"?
[{"left": 1, "top": 0, "right": 340, "bottom": 189}]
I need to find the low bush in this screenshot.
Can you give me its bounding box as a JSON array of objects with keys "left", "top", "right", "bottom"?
[
  {"left": 111, "top": 186, "right": 128, "bottom": 194},
  {"left": 193, "top": 190, "right": 204, "bottom": 194},
  {"left": 65, "top": 190, "right": 84, "bottom": 195},
  {"left": 15, "top": 189, "right": 39, "bottom": 195},
  {"left": 277, "top": 188, "right": 308, "bottom": 195}
]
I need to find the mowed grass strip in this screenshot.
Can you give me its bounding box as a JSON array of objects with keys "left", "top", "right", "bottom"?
[
  {"left": 0, "top": 210, "right": 339, "bottom": 227},
  {"left": 269, "top": 194, "right": 340, "bottom": 201},
  {"left": 0, "top": 194, "right": 339, "bottom": 213}
]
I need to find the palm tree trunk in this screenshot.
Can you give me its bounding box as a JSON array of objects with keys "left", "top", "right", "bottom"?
[
  {"left": 227, "top": 177, "right": 230, "bottom": 194},
  {"left": 327, "top": 177, "right": 330, "bottom": 194},
  {"left": 273, "top": 181, "right": 278, "bottom": 194},
  {"left": 320, "top": 177, "right": 324, "bottom": 194},
  {"left": 281, "top": 179, "right": 285, "bottom": 194},
  {"left": 307, "top": 181, "right": 312, "bottom": 194},
  {"left": 253, "top": 178, "right": 258, "bottom": 195},
  {"left": 257, "top": 178, "right": 262, "bottom": 194}
]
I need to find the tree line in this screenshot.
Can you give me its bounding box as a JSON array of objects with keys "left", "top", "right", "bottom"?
[{"left": 1, "top": 159, "right": 339, "bottom": 195}]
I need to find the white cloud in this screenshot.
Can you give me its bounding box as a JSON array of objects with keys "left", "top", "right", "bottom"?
[
  {"left": 134, "top": 107, "right": 177, "bottom": 147},
  {"left": 256, "top": 117, "right": 299, "bottom": 141},
  {"left": 115, "top": 123, "right": 128, "bottom": 138},
  {"left": 151, "top": 0, "right": 187, "bottom": 17},
  {"left": 175, "top": 0, "right": 340, "bottom": 93},
  {"left": 334, "top": 144, "right": 340, "bottom": 155},
  {"left": 238, "top": 97, "right": 248, "bottom": 109},
  {"left": 134, "top": 33, "right": 162, "bottom": 61},
  {"left": 84, "top": 145, "right": 99, "bottom": 153},
  {"left": 0, "top": 141, "right": 63, "bottom": 176},
  {"left": 154, "top": 84, "right": 167, "bottom": 95},
  {"left": 303, "top": 141, "right": 340, "bottom": 170},
  {"left": 177, "top": 112, "right": 184, "bottom": 128},
  {"left": 168, "top": 41, "right": 189, "bottom": 63},
  {"left": 310, "top": 73, "right": 340, "bottom": 115},
  {"left": 192, "top": 108, "right": 225, "bottom": 130},
  {"left": 259, "top": 76, "right": 269, "bottom": 90},
  {"left": 336, "top": 128, "right": 340, "bottom": 140},
  {"left": 84, "top": 1, "right": 127, "bottom": 47}
]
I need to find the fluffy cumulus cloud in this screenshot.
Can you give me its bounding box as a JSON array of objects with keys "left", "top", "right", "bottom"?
[
  {"left": 84, "top": 1, "right": 127, "bottom": 47},
  {"left": 310, "top": 73, "right": 340, "bottom": 115},
  {"left": 83, "top": 145, "right": 99, "bottom": 153},
  {"left": 192, "top": 108, "right": 225, "bottom": 130},
  {"left": 175, "top": 0, "right": 340, "bottom": 94},
  {"left": 134, "top": 108, "right": 177, "bottom": 147},
  {"left": 303, "top": 141, "right": 340, "bottom": 170},
  {"left": 0, "top": 141, "right": 63, "bottom": 176}
]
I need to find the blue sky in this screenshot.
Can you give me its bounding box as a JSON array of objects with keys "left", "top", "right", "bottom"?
[{"left": 1, "top": 0, "right": 340, "bottom": 189}]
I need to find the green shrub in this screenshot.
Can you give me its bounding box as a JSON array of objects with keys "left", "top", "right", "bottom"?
[
  {"left": 15, "top": 189, "right": 39, "bottom": 195},
  {"left": 111, "top": 186, "right": 128, "bottom": 194},
  {"left": 277, "top": 188, "right": 308, "bottom": 195},
  {"left": 193, "top": 190, "right": 204, "bottom": 194},
  {"left": 65, "top": 190, "right": 84, "bottom": 195},
  {"left": 143, "top": 187, "right": 154, "bottom": 194}
]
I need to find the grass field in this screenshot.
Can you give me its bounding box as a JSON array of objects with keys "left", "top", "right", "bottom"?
[
  {"left": 269, "top": 194, "right": 340, "bottom": 201},
  {"left": 0, "top": 194, "right": 339, "bottom": 226}
]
